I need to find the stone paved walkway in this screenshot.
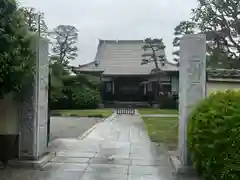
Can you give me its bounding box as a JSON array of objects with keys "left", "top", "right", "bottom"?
[
  {"left": 0, "top": 114, "right": 176, "bottom": 180},
  {"left": 50, "top": 116, "right": 102, "bottom": 141}
]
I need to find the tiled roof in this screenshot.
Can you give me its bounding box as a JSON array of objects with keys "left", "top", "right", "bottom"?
[
  {"left": 75, "top": 40, "right": 240, "bottom": 80},
  {"left": 207, "top": 68, "right": 240, "bottom": 79},
  {"left": 76, "top": 40, "right": 178, "bottom": 75}
]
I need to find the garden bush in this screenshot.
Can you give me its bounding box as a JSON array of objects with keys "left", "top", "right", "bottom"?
[
  {"left": 50, "top": 85, "right": 101, "bottom": 110},
  {"left": 188, "top": 90, "right": 240, "bottom": 180},
  {"left": 71, "top": 86, "right": 101, "bottom": 109},
  {"left": 50, "top": 73, "right": 101, "bottom": 110},
  {"left": 69, "top": 114, "right": 79, "bottom": 117},
  {"left": 87, "top": 114, "right": 104, "bottom": 118},
  {"left": 0, "top": 0, "right": 35, "bottom": 100},
  {"left": 156, "top": 92, "right": 178, "bottom": 109},
  {"left": 50, "top": 111, "right": 62, "bottom": 116},
  {"left": 50, "top": 88, "right": 68, "bottom": 109}
]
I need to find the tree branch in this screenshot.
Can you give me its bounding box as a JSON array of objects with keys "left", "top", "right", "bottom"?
[{"left": 149, "top": 43, "right": 159, "bottom": 69}]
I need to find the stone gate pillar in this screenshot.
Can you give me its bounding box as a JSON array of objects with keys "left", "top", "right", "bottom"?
[
  {"left": 179, "top": 34, "right": 206, "bottom": 168},
  {"left": 19, "top": 36, "right": 49, "bottom": 161}
]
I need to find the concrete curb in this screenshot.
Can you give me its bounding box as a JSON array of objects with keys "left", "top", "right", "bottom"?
[
  {"left": 169, "top": 155, "right": 199, "bottom": 178},
  {"left": 8, "top": 152, "right": 56, "bottom": 169},
  {"left": 104, "top": 113, "right": 117, "bottom": 122},
  {"left": 77, "top": 113, "right": 117, "bottom": 140},
  {"left": 77, "top": 123, "right": 99, "bottom": 140}
]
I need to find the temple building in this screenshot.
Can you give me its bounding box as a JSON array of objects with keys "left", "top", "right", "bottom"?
[
  {"left": 75, "top": 40, "right": 178, "bottom": 103},
  {"left": 74, "top": 39, "right": 240, "bottom": 105}
]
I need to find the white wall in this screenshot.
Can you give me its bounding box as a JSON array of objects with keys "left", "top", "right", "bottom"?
[
  {"left": 207, "top": 81, "right": 240, "bottom": 95},
  {"left": 172, "top": 77, "right": 240, "bottom": 95}
]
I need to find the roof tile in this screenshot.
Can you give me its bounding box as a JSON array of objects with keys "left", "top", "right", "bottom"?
[{"left": 78, "top": 40, "right": 178, "bottom": 75}]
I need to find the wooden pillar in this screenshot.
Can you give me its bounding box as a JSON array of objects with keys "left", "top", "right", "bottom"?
[
  {"left": 144, "top": 84, "right": 147, "bottom": 95},
  {"left": 112, "top": 80, "right": 115, "bottom": 95}
]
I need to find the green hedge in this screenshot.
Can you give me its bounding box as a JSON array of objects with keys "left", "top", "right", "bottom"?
[
  {"left": 155, "top": 93, "right": 178, "bottom": 109},
  {"left": 188, "top": 90, "right": 240, "bottom": 180},
  {"left": 71, "top": 86, "right": 101, "bottom": 109},
  {"left": 50, "top": 86, "right": 101, "bottom": 110}
]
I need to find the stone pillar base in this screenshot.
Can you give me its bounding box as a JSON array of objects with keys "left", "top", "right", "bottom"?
[
  {"left": 169, "top": 155, "right": 200, "bottom": 178},
  {"left": 8, "top": 152, "right": 55, "bottom": 169}
]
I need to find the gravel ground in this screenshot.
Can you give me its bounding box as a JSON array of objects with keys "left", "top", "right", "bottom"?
[{"left": 50, "top": 116, "right": 103, "bottom": 141}]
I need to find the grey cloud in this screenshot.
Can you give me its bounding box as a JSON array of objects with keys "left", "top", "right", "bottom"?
[{"left": 19, "top": 0, "right": 197, "bottom": 65}]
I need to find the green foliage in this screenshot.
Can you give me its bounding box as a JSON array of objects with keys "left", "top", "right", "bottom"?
[
  {"left": 141, "top": 38, "right": 166, "bottom": 70},
  {"left": 188, "top": 90, "right": 240, "bottom": 180},
  {"left": 141, "top": 38, "right": 168, "bottom": 100},
  {"left": 193, "top": 0, "right": 240, "bottom": 66},
  {"left": 50, "top": 85, "right": 101, "bottom": 110},
  {"left": 50, "top": 111, "right": 62, "bottom": 116},
  {"left": 71, "top": 86, "right": 101, "bottom": 109},
  {"left": 50, "top": 87, "right": 67, "bottom": 108},
  {"left": 172, "top": 21, "right": 196, "bottom": 63},
  {"left": 19, "top": 7, "right": 48, "bottom": 37},
  {"left": 86, "top": 114, "right": 104, "bottom": 118},
  {"left": 49, "top": 60, "right": 69, "bottom": 89},
  {"left": 51, "top": 109, "right": 112, "bottom": 118},
  {"left": 62, "top": 74, "right": 100, "bottom": 90},
  {"left": 193, "top": 0, "right": 240, "bottom": 54},
  {"left": 176, "top": 0, "right": 240, "bottom": 68},
  {"left": 206, "top": 48, "right": 240, "bottom": 69},
  {"left": 49, "top": 25, "right": 78, "bottom": 65},
  {"left": 155, "top": 93, "right": 178, "bottom": 109},
  {"left": 69, "top": 114, "right": 79, "bottom": 117},
  {"left": 0, "top": 0, "right": 35, "bottom": 99},
  {"left": 50, "top": 74, "right": 101, "bottom": 110}
]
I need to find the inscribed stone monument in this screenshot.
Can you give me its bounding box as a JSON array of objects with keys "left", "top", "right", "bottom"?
[
  {"left": 179, "top": 34, "right": 206, "bottom": 165},
  {"left": 19, "top": 36, "right": 49, "bottom": 160}
]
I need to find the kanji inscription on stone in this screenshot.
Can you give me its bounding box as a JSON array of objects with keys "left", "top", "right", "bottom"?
[
  {"left": 187, "top": 62, "right": 202, "bottom": 83},
  {"left": 186, "top": 83, "right": 203, "bottom": 107}
]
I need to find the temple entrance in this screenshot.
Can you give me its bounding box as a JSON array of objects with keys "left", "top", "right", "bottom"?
[{"left": 114, "top": 76, "right": 145, "bottom": 102}]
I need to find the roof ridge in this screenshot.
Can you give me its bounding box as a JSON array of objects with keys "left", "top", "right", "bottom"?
[
  {"left": 100, "top": 39, "right": 145, "bottom": 43},
  {"left": 94, "top": 40, "right": 106, "bottom": 66}
]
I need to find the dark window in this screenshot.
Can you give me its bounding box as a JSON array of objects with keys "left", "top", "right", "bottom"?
[{"left": 160, "top": 81, "right": 171, "bottom": 93}]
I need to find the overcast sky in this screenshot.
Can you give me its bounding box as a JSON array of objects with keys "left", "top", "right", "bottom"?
[{"left": 18, "top": 0, "right": 198, "bottom": 66}]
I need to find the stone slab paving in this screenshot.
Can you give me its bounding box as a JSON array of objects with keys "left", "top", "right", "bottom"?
[
  {"left": 50, "top": 117, "right": 102, "bottom": 141},
  {"left": 0, "top": 114, "right": 177, "bottom": 180}
]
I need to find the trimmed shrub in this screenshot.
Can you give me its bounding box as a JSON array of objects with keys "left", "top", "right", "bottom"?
[
  {"left": 156, "top": 92, "right": 178, "bottom": 109},
  {"left": 50, "top": 111, "right": 62, "bottom": 116},
  {"left": 188, "top": 90, "right": 240, "bottom": 180},
  {"left": 50, "top": 88, "right": 68, "bottom": 110},
  {"left": 50, "top": 73, "right": 101, "bottom": 110},
  {"left": 69, "top": 114, "right": 79, "bottom": 117},
  {"left": 87, "top": 114, "right": 104, "bottom": 118},
  {"left": 71, "top": 86, "right": 101, "bottom": 109},
  {"left": 50, "top": 85, "right": 101, "bottom": 110}
]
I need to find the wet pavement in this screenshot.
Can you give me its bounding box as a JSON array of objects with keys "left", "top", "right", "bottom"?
[
  {"left": 0, "top": 114, "right": 176, "bottom": 180},
  {"left": 50, "top": 117, "right": 102, "bottom": 141}
]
